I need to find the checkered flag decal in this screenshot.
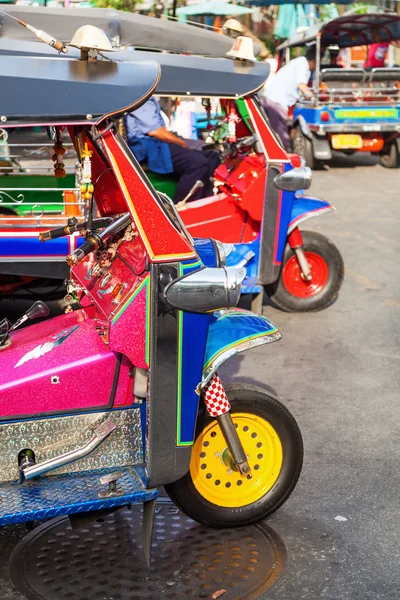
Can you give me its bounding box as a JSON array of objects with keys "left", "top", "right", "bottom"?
[{"left": 202, "top": 373, "right": 231, "bottom": 417}]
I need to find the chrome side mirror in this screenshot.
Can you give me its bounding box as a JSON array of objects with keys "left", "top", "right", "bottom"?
[
  {"left": 164, "top": 266, "right": 246, "bottom": 313},
  {"left": 273, "top": 166, "right": 312, "bottom": 192}
]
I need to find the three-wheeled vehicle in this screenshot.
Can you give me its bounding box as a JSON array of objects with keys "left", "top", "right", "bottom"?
[
  {"left": 277, "top": 11, "right": 400, "bottom": 169},
  {"left": 0, "top": 47, "right": 303, "bottom": 549},
  {"left": 0, "top": 6, "right": 239, "bottom": 220},
  {"left": 0, "top": 28, "right": 344, "bottom": 312}
]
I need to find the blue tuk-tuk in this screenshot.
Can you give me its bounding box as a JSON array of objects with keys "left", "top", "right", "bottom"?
[{"left": 277, "top": 11, "right": 400, "bottom": 169}]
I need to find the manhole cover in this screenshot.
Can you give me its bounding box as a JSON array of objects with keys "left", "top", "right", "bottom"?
[{"left": 9, "top": 498, "right": 286, "bottom": 600}]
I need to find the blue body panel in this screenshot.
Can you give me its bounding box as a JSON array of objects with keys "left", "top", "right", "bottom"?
[
  {"left": 226, "top": 239, "right": 260, "bottom": 293},
  {"left": 193, "top": 238, "right": 218, "bottom": 267},
  {"left": 177, "top": 257, "right": 210, "bottom": 445},
  {"left": 0, "top": 465, "right": 157, "bottom": 526},
  {"left": 0, "top": 235, "right": 84, "bottom": 258},
  {"left": 275, "top": 163, "right": 301, "bottom": 264},
  {"left": 204, "top": 308, "right": 279, "bottom": 371},
  {"left": 294, "top": 104, "right": 400, "bottom": 128}
]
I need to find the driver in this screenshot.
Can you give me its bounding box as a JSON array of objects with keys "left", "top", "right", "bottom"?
[{"left": 125, "top": 99, "right": 220, "bottom": 204}]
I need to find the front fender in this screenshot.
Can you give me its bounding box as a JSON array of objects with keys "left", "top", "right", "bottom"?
[
  {"left": 202, "top": 308, "right": 281, "bottom": 386},
  {"left": 288, "top": 195, "right": 334, "bottom": 234}
]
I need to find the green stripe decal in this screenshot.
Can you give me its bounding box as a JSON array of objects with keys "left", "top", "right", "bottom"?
[
  {"left": 111, "top": 276, "right": 149, "bottom": 325},
  {"left": 176, "top": 261, "right": 200, "bottom": 446},
  {"left": 145, "top": 278, "right": 151, "bottom": 367},
  {"left": 334, "top": 108, "right": 398, "bottom": 120},
  {"left": 176, "top": 264, "right": 185, "bottom": 445}
]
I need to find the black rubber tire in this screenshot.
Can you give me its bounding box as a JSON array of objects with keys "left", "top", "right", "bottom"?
[
  {"left": 292, "top": 126, "right": 323, "bottom": 170},
  {"left": 379, "top": 142, "right": 400, "bottom": 168},
  {"left": 164, "top": 384, "right": 303, "bottom": 528},
  {"left": 266, "top": 230, "right": 344, "bottom": 312}
]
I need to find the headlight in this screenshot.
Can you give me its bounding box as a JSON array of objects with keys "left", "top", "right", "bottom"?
[
  {"left": 214, "top": 240, "right": 235, "bottom": 267},
  {"left": 273, "top": 166, "right": 312, "bottom": 192},
  {"left": 164, "top": 266, "right": 246, "bottom": 313}
]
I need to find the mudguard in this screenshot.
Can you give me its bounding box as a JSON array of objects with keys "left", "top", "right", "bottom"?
[
  {"left": 202, "top": 308, "right": 281, "bottom": 385},
  {"left": 288, "top": 195, "right": 334, "bottom": 234}
]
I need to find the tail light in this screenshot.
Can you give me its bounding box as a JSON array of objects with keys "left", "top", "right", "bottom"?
[{"left": 321, "top": 111, "right": 330, "bottom": 122}]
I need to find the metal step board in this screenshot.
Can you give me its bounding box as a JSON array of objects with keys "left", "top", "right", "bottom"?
[{"left": 0, "top": 465, "right": 157, "bottom": 527}]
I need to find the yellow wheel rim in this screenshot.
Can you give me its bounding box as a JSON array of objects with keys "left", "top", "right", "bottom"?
[{"left": 190, "top": 413, "right": 283, "bottom": 508}]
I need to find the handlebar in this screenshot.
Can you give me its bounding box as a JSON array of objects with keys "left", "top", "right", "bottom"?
[
  {"left": 235, "top": 135, "right": 257, "bottom": 150},
  {"left": 39, "top": 217, "right": 114, "bottom": 242},
  {"left": 66, "top": 212, "right": 132, "bottom": 267}
]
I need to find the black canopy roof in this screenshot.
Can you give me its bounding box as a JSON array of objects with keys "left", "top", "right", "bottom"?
[
  {"left": 0, "top": 5, "right": 244, "bottom": 57},
  {"left": 0, "top": 55, "right": 160, "bottom": 126},
  {"left": 277, "top": 11, "right": 400, "bottom": 50},
  {"left": 0, "top": 40, "right": 269, "bottom": 98}
]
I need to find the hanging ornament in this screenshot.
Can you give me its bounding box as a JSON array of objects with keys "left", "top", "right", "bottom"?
[
  {"left": 227, "top": 104, "right": 241, "bottom": 143},
  {"left": 79, "top": 142, "right": 94, "bottom": 202},
  {"left": 52, "top": 131, "right": 66, "bottom": 179}
]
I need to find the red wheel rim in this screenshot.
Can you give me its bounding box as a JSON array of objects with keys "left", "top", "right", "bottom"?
[{"left": 282, "top": 252, "right": 329, "bottom": 298}]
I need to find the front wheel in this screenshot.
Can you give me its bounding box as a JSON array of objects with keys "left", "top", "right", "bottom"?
[
  {"left": 266, "top": 230, "right": 344, "bottom": 312},
  {"left": 165, "top": 384, "right": 303, "bottom": 528}
]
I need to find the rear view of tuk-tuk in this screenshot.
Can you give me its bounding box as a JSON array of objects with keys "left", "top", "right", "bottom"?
[{"left": 280, "top": 11, "right": 400, "bottom": 169}]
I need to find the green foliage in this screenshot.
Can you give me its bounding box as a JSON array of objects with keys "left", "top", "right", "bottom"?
[{"left": 90, "top": 0, "right": 140, "bottom": 11}]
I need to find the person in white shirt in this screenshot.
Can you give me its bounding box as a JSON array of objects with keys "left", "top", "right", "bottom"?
[{"left": 262, "top": 47, "right": 316, "bottom": 151}]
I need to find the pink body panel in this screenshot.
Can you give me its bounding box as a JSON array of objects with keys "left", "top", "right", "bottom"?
[
  {"left": 0, "top": 309, "right": 121, "bottom": 418},
  {"left": 109, "top": 276, "right": 149, "bottom": 369},
  {"left": 71, "top": 237, "right": 149, "bottom": 369},
  {"left": 113, "top": 355, "right": 134, "bottom": 407}
]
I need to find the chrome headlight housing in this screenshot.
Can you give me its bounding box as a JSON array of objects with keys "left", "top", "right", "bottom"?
[
  {"left": 273, "top": 166, "right": 312, "bottom": 192},
  {"left": 164, "top": 266, "right": 246, "bottom": 313},
  {"left": 213, "top": 240, "right": 235, "bottom": 267}
]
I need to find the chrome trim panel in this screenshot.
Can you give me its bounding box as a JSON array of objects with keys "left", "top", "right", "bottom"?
[{"left": 0, "top": 409, "right": 143, "bottom": 483}]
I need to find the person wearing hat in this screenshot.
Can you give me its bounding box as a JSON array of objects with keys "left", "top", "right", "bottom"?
[
  {"left": 223, "top": 18, "right": 270, "bottom": 59},
  {"left": 261, "top": 47, "right": 317, "bottom": 152},
  {"left": 125, "top": 99, "right": 220, "bottom": 204}
]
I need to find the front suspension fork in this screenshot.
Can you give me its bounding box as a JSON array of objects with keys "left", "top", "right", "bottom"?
[
  {"left": 288, "top": 227, "right": 312, "bottom": 281},
  {"left": 202, "top": 373, "right": 251, "bottom": 476}
]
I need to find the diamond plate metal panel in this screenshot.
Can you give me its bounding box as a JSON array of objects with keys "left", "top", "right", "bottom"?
[
  {"left": 0, "top": 466, "right": 157, "bottom": 526},
  {"left": 0, "top": 409, "right": 143, "bottom": 483}
]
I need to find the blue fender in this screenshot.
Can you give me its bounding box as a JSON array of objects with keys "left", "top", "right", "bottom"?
[
  {"left": 288, "top": 195, "right": 334, "bottom": 234},
  {"left": 202, "top": 308, "right": 281, "bottom": 385}
]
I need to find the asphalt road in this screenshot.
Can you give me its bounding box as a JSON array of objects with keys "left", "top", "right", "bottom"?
[
  {"left": 0, "top": 152, "right": 399, "bottom": 600},
  {"left": 231, "top": 152, "right": 400, "bottom": 600}
]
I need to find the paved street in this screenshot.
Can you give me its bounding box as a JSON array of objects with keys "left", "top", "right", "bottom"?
[
  {"left": 230, "top": 153, "right": 400, "bottom": 600},
  {"left": 0, "top": 153, "right": 399, "bottom": 599}
]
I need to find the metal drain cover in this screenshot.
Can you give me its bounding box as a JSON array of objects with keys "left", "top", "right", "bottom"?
[{"left": 9, "top": 499, "right": 286, "bottom": 600}]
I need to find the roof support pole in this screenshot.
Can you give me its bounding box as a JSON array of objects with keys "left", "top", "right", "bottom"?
[{"left": 315, "top": 33, "right": 321, "bottom": 103}]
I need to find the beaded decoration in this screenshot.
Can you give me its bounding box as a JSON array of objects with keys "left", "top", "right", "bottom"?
[
  {"left": 227, "top": 106, "right": 241, "bottom": 143},
  {"left": 79, "top": 143, "right": 94, "bottom": 201},
  {"left": 52, "top": 131, "right": 66, "bottom": 178}
]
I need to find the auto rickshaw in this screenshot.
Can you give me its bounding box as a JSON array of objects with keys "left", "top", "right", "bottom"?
[
  {"left": 0, "top": 37, "right": 303, "bottom": 558},
  {"left": 0, "top": 6, "right": 240, "bottom": 221},
  {"left": 277, "top": 11, "right": 400, "bottom": 169},
  {"left": 0, "top": 17, "right": 344, "bottom": 312}
]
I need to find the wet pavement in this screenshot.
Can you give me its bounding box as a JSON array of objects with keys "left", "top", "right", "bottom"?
[{"left": 0, "top": 153, "right": 399, "bottom": 600}]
